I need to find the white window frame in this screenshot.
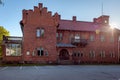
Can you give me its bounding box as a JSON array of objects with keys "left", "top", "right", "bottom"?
[
  {"left": 100, "top": 50, "right": 105, "bottom": 58},
  {"left": 36, "top": 28, "right": 44, "bottom": 37},
  {"left": 89, "top": 50, "right": 95, "bottom": 58},
  {"left": 100, "top": 34, "right": 105, "bottom": 42},
  {"left": 90, "top": 34, "right": 95, "bottom": 41}
]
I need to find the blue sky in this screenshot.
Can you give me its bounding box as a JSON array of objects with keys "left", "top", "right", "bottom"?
[{"left": 0, "top": 0, "right": 120, "bottom": 36}]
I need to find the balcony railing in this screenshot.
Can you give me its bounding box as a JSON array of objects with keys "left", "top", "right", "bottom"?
[
  {"left": 3, "top": 35, "right": 22, "bottom": 44},
  {"left": 71, "top": 38, "right": 88, "bottom": 47}
]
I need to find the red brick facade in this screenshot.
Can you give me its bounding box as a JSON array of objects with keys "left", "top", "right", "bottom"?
[
  {"left": 2, "top": 3, "right": 120, "bottom": 64},
  {"left": 20, "top": 3, "right": 60, "bottom": 63}
]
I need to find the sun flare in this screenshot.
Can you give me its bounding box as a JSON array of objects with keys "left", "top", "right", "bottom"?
[{"left": 110, "top": 22, "right": 118, "bottom": 29}]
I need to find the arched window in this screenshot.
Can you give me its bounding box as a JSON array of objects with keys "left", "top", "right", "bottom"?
[
  {"left": 37, "top": 47, "right": 44, "bottom": 56},
  {"left": 72, "top": 51, "right": 83, "bottom": 57}
]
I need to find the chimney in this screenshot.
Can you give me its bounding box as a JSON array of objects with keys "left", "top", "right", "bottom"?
[
  {"left": 93, "top": 18, "right": 97, "bottom": 23},
  {"left": 58, "top": 15, "right": 61, "bottom": 20},
  {"left": 73, "top": 16, "right": 76, "bottom": 21}
]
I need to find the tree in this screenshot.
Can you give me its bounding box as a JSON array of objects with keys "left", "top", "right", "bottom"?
[{"left": 0, "top": 26, "right": 9, "bottom": 57}]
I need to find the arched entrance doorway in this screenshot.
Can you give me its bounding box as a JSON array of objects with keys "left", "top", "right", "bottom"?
[{"left": 59, "top": 49, "right": 69, "bottom": 60}]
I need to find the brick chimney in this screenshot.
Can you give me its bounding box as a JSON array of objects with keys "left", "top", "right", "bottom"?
[{"left": 72, "top": 16, "right": 76, "bottom": 21}]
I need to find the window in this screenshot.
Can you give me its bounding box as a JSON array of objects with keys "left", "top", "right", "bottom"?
[
  {"left": 73, "top": 52, "right": 76, "bottom": 57},
  {"left": 100, "top": 34, "right": 105, "bottom": 42},
  {"left": 57, "top": 33, "right": 63, "bottom": 41},
  {"left": 56, "top": 33, "right": 59, "bottom": 38},
  {"left": 100, "top": 50, "right": 105, "bottom": 58},
  {"left": 118, "top": 36, "right": 120, "bottom": 41},
  {"left": 37, "top": 47, "right": 44, "bottom": 56},
  {"left": 32, "top": 49, "right": 35, "bottom": 56},
  {"left": 59, "top": 33, "right": 63, "bottom": 40},
  {"left": 41, "top": 29, "right": 44, "bottom": 36},
  {"left": 78, "top": 52, "right": 80, "bottom": 57},
  {"left": 36, "top": 28, "right": 44, "bottom": 37},
  {"left": 81, "top": 34, "right": 85, "bottom": 39},
  {"left": 90, "top": 34, "right": 95, "bottom": 41},
  {"left": 45, "top": 50, "right": 48, "bottom": 56},
  {"left": 80, "top": 52, "right": 83, "bottom": 57},
  {"left": 75, "top": 34, "right": 80, "bottom": 42},
  {"left": 110, "top": 36, "right": 114, "bottom": 42},
  {"left": 110, "top": 51, "right": 115, "bottom": 58},
  {"left": 104, "top": 20, "right": 107, "bottom": 24},
  {"left": 72, "top": 51, "right": 77, "bottom": 57},
  {"left": 75, "top": 34, "right": 80, "bottom": 39},
  {"left": 72, "top": 51, "right": 83, "bottom": 57},
  {"left": 79, "top": 51, "right": 83, "bottom": 57},
  {"left": 89, "top": 50, "right": 95, "bottom": 58},
  {"left": 6, "top": 44, "right": 21, "bottom": 56},
  {"left": 26, "top": 51, "right": 30, "bottom": 55},
  {"left": 36, "top": 29, "right": 40, "bottom": 37},
  {"left": 70, "top": 34, "right": 74, "bottom": 41}
]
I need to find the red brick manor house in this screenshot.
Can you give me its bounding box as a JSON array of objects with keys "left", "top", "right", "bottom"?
[{"left": 2, "top": 3, "right": 120, "bottom": 64}]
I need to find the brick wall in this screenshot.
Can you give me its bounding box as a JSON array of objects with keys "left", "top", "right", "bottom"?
[
  {"left": 57, "top": 29, "right": 119, "bottom": 63},
  {"left": 22, "top": 3, "right": 59, "bottom": 63}
]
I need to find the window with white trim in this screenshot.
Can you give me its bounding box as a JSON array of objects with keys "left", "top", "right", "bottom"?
[
  {"left": 36, "top": 28, "right": 44, "bottom": 37},
  {"left": 57, "top": 33, "right": 63, "bottom": 41},
  {"left": 37, "top": 47, "right": 44, "bottom": 56},
  {"left": 6, "top": 44, "right": 21, "bottom": 56},
  {"left": 75, "top": 34, "right": 80, "bottom": 42},
  {"left": 72, "top": 51, "right": 83, "bottom": 57},
  {"left": 59, "top": 33, "right": 63, "bottom": 40},
  {"left": 110, "top": 51, "right": 115, "bottom": 58},
  {"left": 100, "top": 50, "right": 105, "bottom": 58},
  {"left": 89, "top": 50, "right": 95, "bottom": 58},
  {"left": 56, "top": 33, "right": 59, "bottom": 38},
  {"left": 100, "top": 34, "right": 105, "bottom": 42},
  {"left": 90, "top": 34, "right": 95, "bottom": 41},
  {"left": 110, "top": 36, "right": 114, "bottom": 42}
]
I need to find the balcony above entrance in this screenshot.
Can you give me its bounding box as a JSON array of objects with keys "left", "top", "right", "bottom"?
[
  {"left": 71, "top": 38, "right": 88, "bottom": 47},
  {"left": 57, "top": 43, "right": 76, "bottom": 48}
]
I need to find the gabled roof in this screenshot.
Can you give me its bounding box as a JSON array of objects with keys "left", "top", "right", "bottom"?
[{"left": 58, "top": 19, "right": 110, "bottom": 32}]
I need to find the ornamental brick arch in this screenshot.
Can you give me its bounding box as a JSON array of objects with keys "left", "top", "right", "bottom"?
[{"left": 59, "top": 49, "right": 70, "bottom": 60}]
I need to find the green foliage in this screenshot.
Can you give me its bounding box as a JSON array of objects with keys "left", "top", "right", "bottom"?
[{"left": 0, "top": 26, "right": 9, "bottom": 57}]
